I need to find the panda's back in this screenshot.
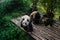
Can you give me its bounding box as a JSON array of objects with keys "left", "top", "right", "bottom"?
[{"left": 35, "top": 13, "right": 40, "bottom": 19}]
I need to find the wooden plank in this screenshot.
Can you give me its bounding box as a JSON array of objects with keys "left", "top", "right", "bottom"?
[
  {"left": 11, "top": 18, "right": 60, "bottom": 40},
  {"left": 11, "top": 19, "right": 43, "bottom": 40},
  {"left": 54, "top": 20, "right": 60, "bottom": 29},
  {"left": 12, "top": 18, "right": 53, "bottom": 40},
  {"left": 33, "top": 24, "right": 60, "bottom": 40}
]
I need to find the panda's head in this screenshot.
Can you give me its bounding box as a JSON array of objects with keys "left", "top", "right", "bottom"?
[{"left": 21, "top": 15, "right": 31, "bottom": 27}]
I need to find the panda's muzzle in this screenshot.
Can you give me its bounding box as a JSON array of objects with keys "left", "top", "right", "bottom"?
[{"left": 25, "top": 23, "right": 27, "bottom": 25}]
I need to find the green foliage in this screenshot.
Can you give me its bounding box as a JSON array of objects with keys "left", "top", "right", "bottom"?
[
  {"left": 0, "top": 15, "right": 34, "bottom": 40},
  {"left": 0, "top": 0, "right": 32, "bottom": 18},
  {"left": 38, "top": 0, "right": 60, "bottom": 12},
  {"left": 37, "top": 0, "right": 60, "bottom": 20},
  {"left": 0, "top": 19, "right": 33, "bottom": 40},
  {"left": 37, "top": 3, "right": 46, "bottom": 13},
  {"left": 0, "top": 0, "right": 33, "bottom": 40}
]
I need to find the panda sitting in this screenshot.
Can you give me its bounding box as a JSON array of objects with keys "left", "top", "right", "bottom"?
[
  {"left": 20, "top": 15, "right": 33, "bottom": 32},
  {"left": 30, "top": 11, "right": 41, "bottom": 24}
]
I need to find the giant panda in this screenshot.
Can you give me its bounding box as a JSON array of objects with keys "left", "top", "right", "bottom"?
[
  {"left": 30, "top": 11, "right": 41, "bottom": 24},
  {"left": 20, "top": 15, "right": 33, "bottom": 32},
  {"left": 42, "top": 14, "right": 54, "bottom": 27}
]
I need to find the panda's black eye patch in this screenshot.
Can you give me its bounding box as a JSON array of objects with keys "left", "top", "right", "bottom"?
[
  {"left": 27, "top": 19, "right": 29, "bottom": 22},
  {"left": 23, "top": 18, "right": 24, "bottom": 20}
]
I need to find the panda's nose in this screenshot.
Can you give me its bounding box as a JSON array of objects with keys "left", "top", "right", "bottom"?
[{"left": 25, "top": 23, "right": 27, "bottom": 25}]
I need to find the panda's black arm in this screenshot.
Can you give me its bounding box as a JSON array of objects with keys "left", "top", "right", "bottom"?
[{"left": 29, "top": 21, "right": 33, "bottom": 32}]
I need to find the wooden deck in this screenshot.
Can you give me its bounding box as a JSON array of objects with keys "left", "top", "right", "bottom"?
[{"left": 11, "top": 17, "right": 60, "bottom": 40}]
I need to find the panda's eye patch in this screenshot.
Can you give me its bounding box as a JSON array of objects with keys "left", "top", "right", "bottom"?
[
  {"left": 22, "top": 18, "right": 24, "bottom": 20},
  {"left": 27, "top": 19, "right": 29, "bottom": 22}
]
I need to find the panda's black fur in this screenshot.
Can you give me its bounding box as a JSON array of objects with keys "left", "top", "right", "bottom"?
[
  {"left": 43, "top": 12, "right": 54, "bottom": 26},
  {"left": 30, "top": 11, "right": 41, "bottom": 24},
  {"left": 43, "top": 18, "right": 53, "bottom": 26},
  {"left": 21, "top": 20, "right": 33, "bottom": 32}
]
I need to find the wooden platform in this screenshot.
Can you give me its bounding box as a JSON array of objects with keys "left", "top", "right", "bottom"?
[{"left": 11, "top": 17, "right": 60, "bottom": 40}]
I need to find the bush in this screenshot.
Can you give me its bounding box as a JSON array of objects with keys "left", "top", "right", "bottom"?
[
  {"left": 0, "top": 17, "right": 33, "bottom": 40},
  {"left": 0, "top": 0, "right": 34, "bottom": 40},
  {"left": 0, "top": 0, "right": 32, "bottom": 18}
]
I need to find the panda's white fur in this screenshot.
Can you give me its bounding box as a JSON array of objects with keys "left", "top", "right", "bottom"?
[
  {"left": 19, "top": 15, "right": 33, "bottom": 32},
  {"left": 30, "top": 11, "right": 38, "bottom": 19},
  {"left": 20, "top": 15, "right": 31, "bottom": 27},
  {"left": 30, "top": 11, "right": 41, "bottom": 24},
  {"left": 21, "top": 15, "right": 30, "bottom": 26}
]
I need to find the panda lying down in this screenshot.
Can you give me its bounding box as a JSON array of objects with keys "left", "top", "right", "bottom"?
[{"left": 20, "top": 15, "right": 33, "bottom": 32}]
